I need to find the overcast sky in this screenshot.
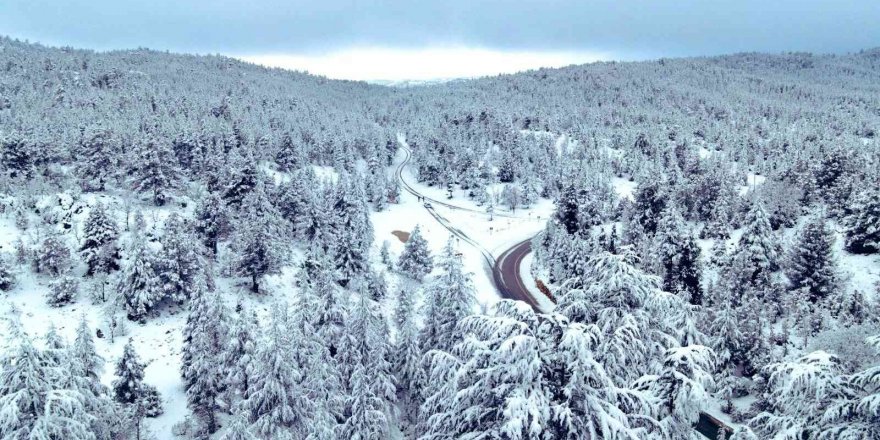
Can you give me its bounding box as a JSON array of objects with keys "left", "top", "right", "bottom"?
[{"left": 2, "top": 0, "right": 878, "bottom": 80}]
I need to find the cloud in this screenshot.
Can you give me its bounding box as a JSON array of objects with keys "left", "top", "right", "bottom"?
[
  {"left": 239, "top": 46, "right": 614, "bottom": 81},
  {"left": 2, "top": 0, "right": 878, "bottom": 67}
]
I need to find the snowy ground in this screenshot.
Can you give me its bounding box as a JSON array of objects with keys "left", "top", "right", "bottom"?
[{"left": 374, "top": 145, "right": 555, "bottom": 309}]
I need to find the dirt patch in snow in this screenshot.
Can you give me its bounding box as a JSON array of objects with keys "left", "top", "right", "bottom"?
[{"left": 391, "top": 230, "right": 410, "bottom": 243}]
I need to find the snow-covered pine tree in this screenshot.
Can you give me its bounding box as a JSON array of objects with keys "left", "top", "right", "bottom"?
[
  {"left": 419, "top": 237, "right": 476, "bottom": 353},
  {"left": 34, "top": 234, "right": 71, "bottom": 277},
  {"left": 338, "top": 289, "right": 395, "bottom": 439},
  {"left": 182, "top": 282, "right": 229, "bottom": 434},
  {"left": 0, "top": 253, "right": 16, "bottom": 291},
  {"left": 157, "top": 213, "right": 202, "bottom": 303},
  {"left": 654, "top": 207, "right": 703, "bottom": 304},
  {"left": 289, "top": 277, "right": 343, "bottom": 437},
  {"left": 219, "top": 412, "right": 256, "bottom": 440},
  {"left": 113, "top": 338, "right": 146, "bottom": 405},
  {"left": 0, "top": 322, "right": 95, "bottom": 439},
  {"left": 46, "top": 275, "right": 79, "bottom": 307},
  {"left": 131, "top": 134, "right": 181, "bottom": 206},
  {"left": 193, "top": 191, "right": 227, "bottom": 257},
  {"left": 750, "top": 351, "right": 846, "bottom": 438},
  {"left": 636, "top": 345, "right": 715, "bottom": 439},
  {"left": 392, "top": 286, "right": 421, "bottom": 424},
  {"left": 786, "top": 214, "right": 839, "bottom": 304},
  {"left": 331, "top": 174, "right": 374, "bottom": 286},
  {"left": 274, "top": 132, "right": 305, "bottom": 172},
  {"left": 230, "top": 181, "right": 288, "bottom": 293},
  {"left": 843, "top": 187, "right": 880, "bottom": 254},
  {"left": 221, "top": 309, "right": 258, "bottom": 403},
  {"left": 726, "top": 201, "right": 780, "bottom": 302},
  {"left": 243, "top": 303, "right": 312, "bottom": 438},
  {"left": 76, "top": 128, "right": 116, "bottom": 192},
  {"left": 80, "top": 203, "right": 120, "bottom": 276},
  {"left": 117, "top": 236, "right": 164, "bottom": 322},
  {"left": 397, "top": 224, "right": 432, "bottom": 281}
]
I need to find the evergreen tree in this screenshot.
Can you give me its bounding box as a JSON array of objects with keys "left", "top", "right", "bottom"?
[
  {"left": 80, "top": 203, "right": 120, "bottom": 276},
  {"left": 182, "top": 283, "right": 228, "bottom": 434},
  {"left": 392, "top": 287, "right": 421, "bottom": 424},
  {"left": 46, "top": 275, "right": 79, "bottom": 307},
  {"left": 0, "top": 253, "right": 16, "bottom": 291},
  {"left": 786, "top": 214, "right": 839, "bottom": 304},
  {"left": 420, "top": 238, "right": 476, "bottom": 353},
  {"left": 337, "top": 289, "right": 395, "bottom": 438},
  {"left": 221, "top": 309, "right": 258, "bottom": 403},
  {"left": 230, "top": 181, "right": 288, "bottom": 293},
  {"left": 654, "top": 207, "right": 704, "bottom": 304},
  {"left": 397, "top": 224, "right": 433, "bottom": 281},
  {"left": 157, "top": 213, "right": 202, "bottom": 303},
  {"left": 244, "top": 304, "right": 312, "bottom": 438},
  {"left": 332, "top": 175, "right": 374, "bottom": 286},
  {"left": 727, "top": 201, "right": 780, "bottom": 301},
  {"left": 193, "top": 191, "right": 227, "bottom": 256},
  {"left": 118, "top": 237, "right": 164, "bottom": 322},
  {"left": 843, "top": 187, "right": 880, "bottom": 254},
  {"left": 34, "top": 234, "right": 71, "bottom": 277},
  {"left": 219, "top": 412, "right": 256, "bottom": 440},
  {"left": 0, "top": 323, "right": 94, "bottom": 439},
  {"left": 112, "top": 338, "right": 146, "bottom": 405},
  {"left": 131, "top": 135, "right": 181, "bottom": 206},
  {"left": 76, "top": 128, "right": 116, "bottom": 191},
  {"left": 630, "top": 179, "right": 668, "bottom": 236},
  {"left": 0, "top": 134, "right": 33, "bottom": 179}
]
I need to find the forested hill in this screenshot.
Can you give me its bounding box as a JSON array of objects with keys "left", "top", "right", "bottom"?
[{"left": 1, "top": 36, "right": 880, "bottom": 440}]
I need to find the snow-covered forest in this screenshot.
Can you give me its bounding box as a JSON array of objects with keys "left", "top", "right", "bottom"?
[{"left": 0, "top": 36, "right": 879, "bottom": 439}]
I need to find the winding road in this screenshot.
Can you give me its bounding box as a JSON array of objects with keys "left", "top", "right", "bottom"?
[
  {"left": 396, "top": 143, "right": 542, "bottom": 310},
  {"left": 395, "top": 142, "right": 730, "bottom": 439}
]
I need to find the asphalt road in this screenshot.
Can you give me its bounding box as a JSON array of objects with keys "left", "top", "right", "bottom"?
[{"left": 493, "top": 238, "right": 541, "bottom": 310}]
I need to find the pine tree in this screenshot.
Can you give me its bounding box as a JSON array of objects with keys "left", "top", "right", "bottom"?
[
  {"left": 338, "top": 289, "right": 395, "bottom": 438},
  {"left": 787, "top": 214, "right": 839, "bottom": 304},
  {"left": 34, "top": 234, "right": 71, "bottom": 276},
  {"left": 230, "top": 181, "right": 288, "bottom": 293},
  {"left": 71, "top": 316, "right": 105, "bottom": 394},
  {"left": 630, "top": 179, "right": 668, "bottom": 236},
  {"left": 77, "top": 128, "right": 116, "bottom": 191},
  {"left": 112, "top": 338, "right": 146, "bottom": 405},
  {"left": 46, "top": 275, "right": 79, "bottom": 307},
  {"left": 0, "top": 134, "right": 33, "bottom": 179},
  {"left": 131, "top": 135, "right": 181, "bottom": 206},
  {"left": 397, "top": 225, "right": 433, "bottom": 281},
  {"left": 0, "top": 322, "right": 94, "bottom": 439},
  {"left": 420, "top": 238, "right": 476, "bottom": 353},
  {"left": 157, "top": 213, "right": 202, "bottom": 303},
  {"left": 244, "top": 304, "right": 312, "bottom": 438},
  {"left": 221, "top": 309, "right": 258, "bottom": 403},
  {"left": 219, "top": 412, "right": 256, "bottom": 440},
  {"left": 392, "top": 287, "right": 421, "bottom": 423},
  {"left": 0, "top": 253, "right": 16, "bottom": 291},
  {"left": 843, "top": 187, "right": 880, "bottom": 254},
  {"left": 727, "top": 201, "right": 780, "bottom": 300},
  {"left": 654, "top": 207, "right": 704, "bottom": 304},
  {"left": 637, "top": 345, "right": 715, "bottom": 439},
  {"left": 182, "top": 284, "right": 228, "bottom": 434},
  {"left": 555, "top": 182, "right": 581, "bottom": 235},
  {"left": 193, "top": 191, "right": 227, "bottom": 256},
  {"left": 80, "top": 203, "right": 120, "bottom": 276},
  {"left": 331, "top": 175, "right": 373, "bottom": 286},
  {"left": 118, "top": 237, "right": 164, "bottom": 322},
  {"left": 274, "top": 132, "right": 305, "bottom": 172}
]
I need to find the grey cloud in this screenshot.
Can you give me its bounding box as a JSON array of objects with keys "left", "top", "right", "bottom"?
[{"left": 1, "top": 0, "right": 878, "bottom": 57}]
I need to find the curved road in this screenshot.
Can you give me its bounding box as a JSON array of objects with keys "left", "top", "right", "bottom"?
[
  {"left": 395, "top": 142, "right": 729, "bottom": 439},
  {"left": 395, "top": 143, "right": 541, "bottom": 310}
]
